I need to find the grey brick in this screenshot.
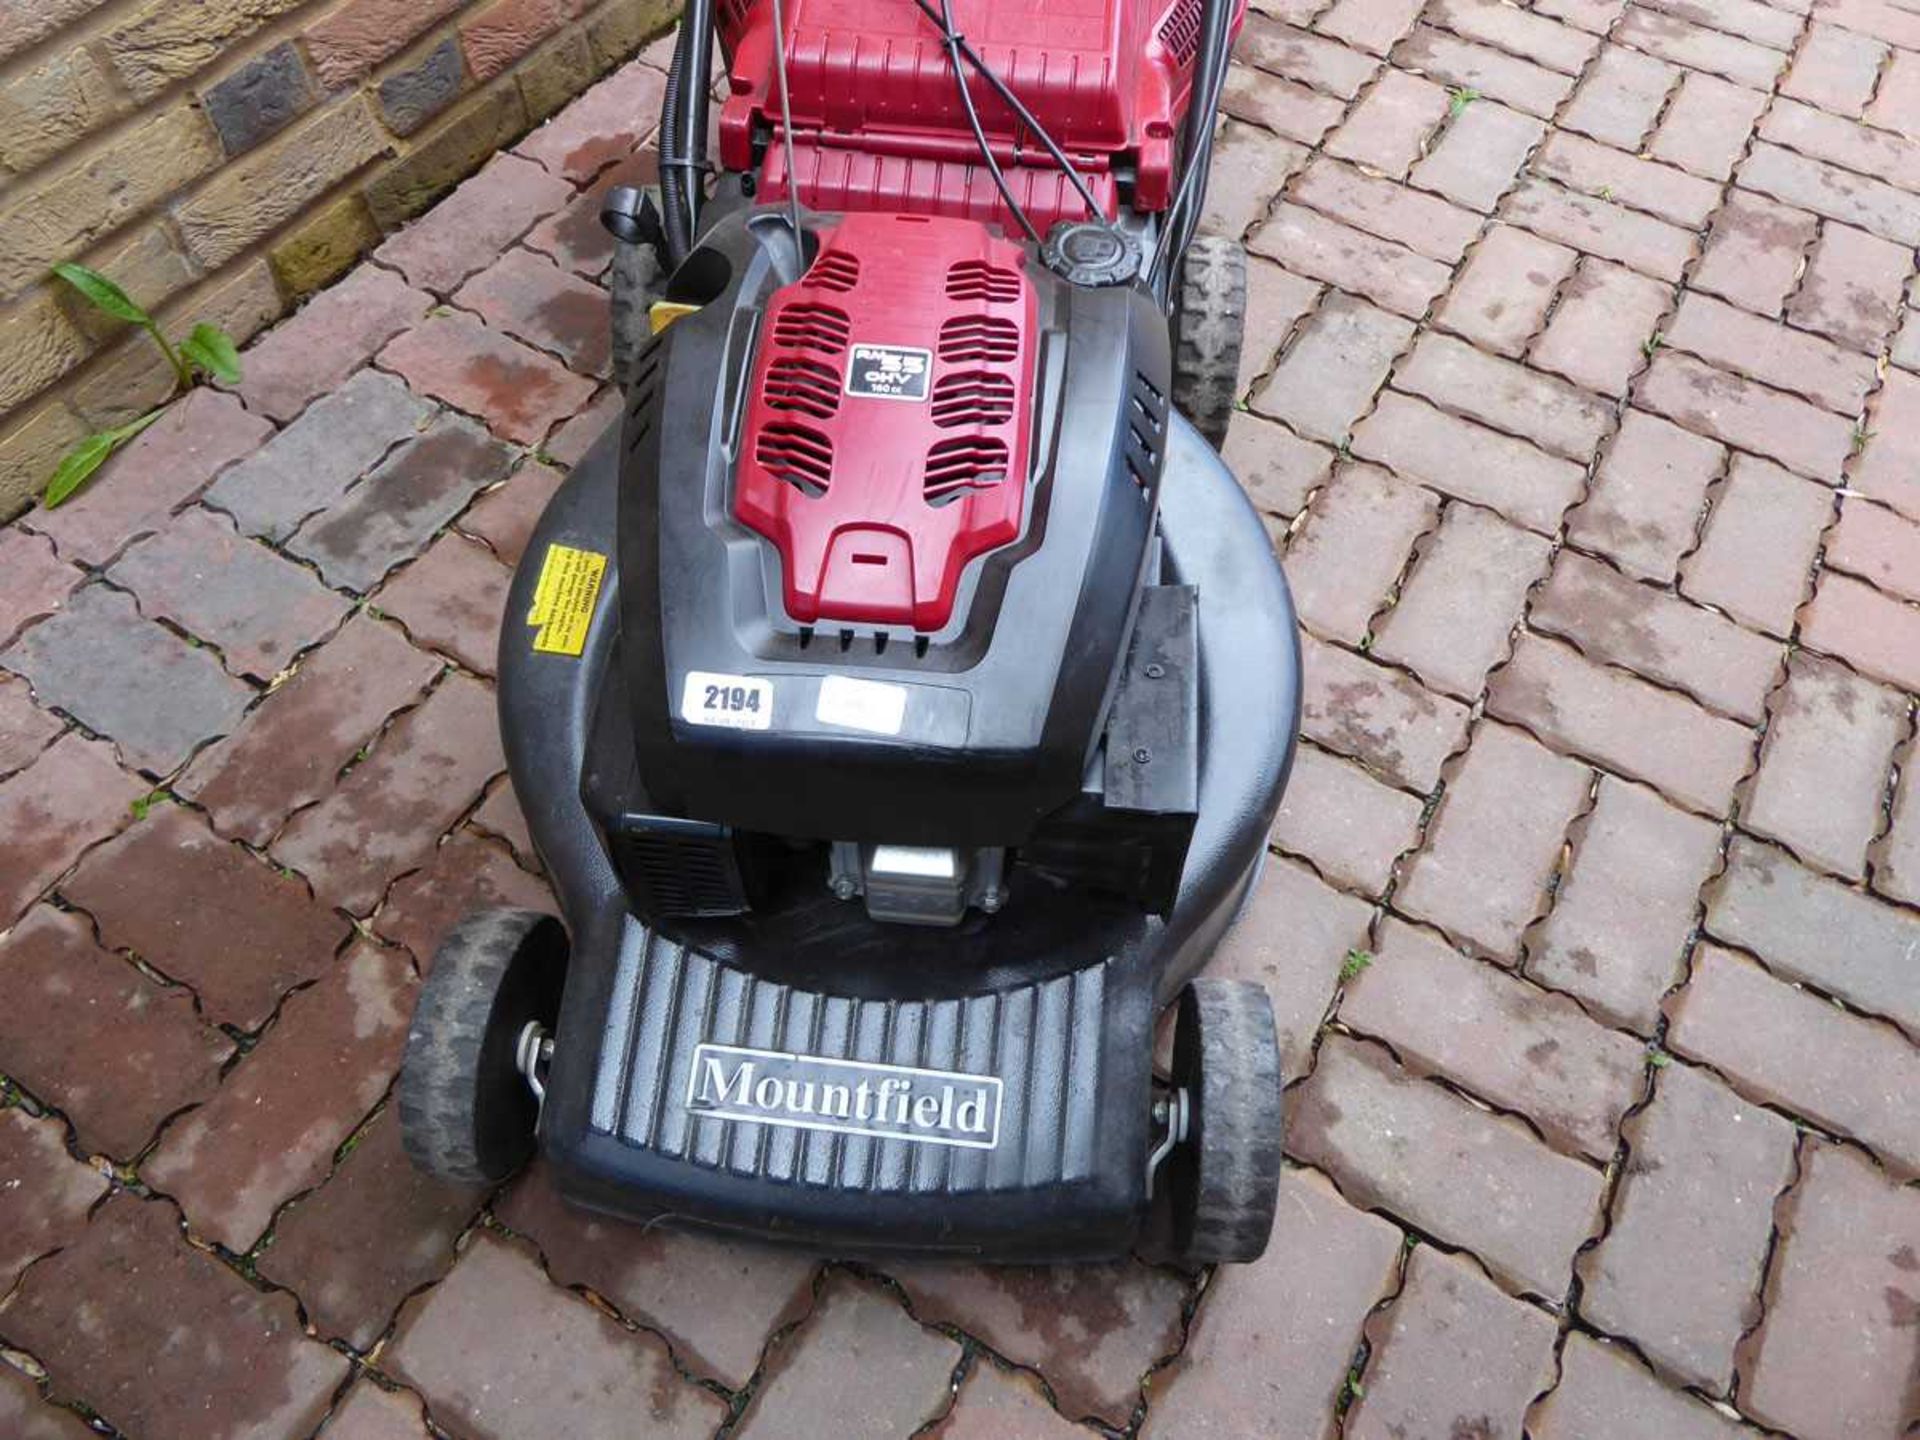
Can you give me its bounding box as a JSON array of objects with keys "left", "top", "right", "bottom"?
[
  {"left": 201, "top": 42, "right": 318, "bottom": 156},
  {"left": 379, "top": 38, "right": 465, "bottom": 137}
]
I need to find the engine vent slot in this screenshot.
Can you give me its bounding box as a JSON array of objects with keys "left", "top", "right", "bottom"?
[
  {"left": 772, "top": 302, "right": 851, "bottom": 356},
  {"left": 763, "top": 356, "right": 841, "bottom": 420},
  {"left": 931, "top": 371, "right": 1016, "bottom": 428},
  {"left": 811, "top": 250, "right": 861, "bottom": 292},
  {"left": 924, "top": 435, "right": 1010, "bottom": 504},
  {"left": 945, "top": 259, "right": 1022, "bottom": 304},
  {"left": 756, "top": 422, "right": 834, "bottom": 496},
  {"left": 1125, "top": 368, "right": 1169, "bottom": 490},
  {"left": 938, "top": 315, "right": 1020, "bottom": 363},
  {"left": 1157, "top": 0, "right": 1204, "bottom": 64}
]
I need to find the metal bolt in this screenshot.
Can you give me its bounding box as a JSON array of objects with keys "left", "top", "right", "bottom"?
[
  {"left": 979, "top": 887, "right": 1004, "bottom": 914},
  {"left": 1144, "top": 662, "right": 1165, "bottom": 679},
  {"left": 831, "top": 876, "right": 858, "bottom": 901},
  {"left": 1133, "top": 746, "right": 1152, "bottom": 764}
]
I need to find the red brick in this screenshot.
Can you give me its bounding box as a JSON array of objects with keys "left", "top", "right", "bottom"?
[
  {"left": 378, "top": 311, "right": 597, "bottom": 445},
  {"left": 1786, "top": 218, "right": 1912, "bottom": 351},
  {"left": 25, "top": 390, "right": 272, "bottom": 566},
  {"left": 1854, "top": 367, "right": 1920, "bottom": 519},
  {"left": 1315, "top": 0, "right": 1427, "bottom": 54},
  {"left": 522, "top": 149, "right": 655, "bottom": 280},
  {"left": 0, "top": 732, "right": 142, "bottom": 927},
  {"left": 1826, "top": 495, "right": 1920, "bottom": 601},
  {"left": 1294, "top": 157, "right": 1485, "bottom": 263},
  {"left": 1394, "top": 25, "right": 1576, "bottom": 116},
  {"left": 1578, "top": 1062, "right": 1795, "bottom": 1392},
  {"left": 1221, "top": 63, "right": 1348, "bottom": 145},
  {"left": 1430, "top": 0, "right": 1599, "bottom": 71},
  {"left": 304, "top": 0, "right": 465, "bottom": 87},
  {"left": 454, "top": 246, "right": 610, "bottom": 379},
  {"left": 1879, "top": 746, "right": 1920, "bottom": 903},
  {"left": 1709, "top": 835, "right": 1920, "bottom": 1036},
  {"left": 458, "top": 459, "right": 565, "bottom": 565},
  {"left": 0, "top": 674, "right": 61, "bottom": 778},
  {"left": 1438, "top": 225, "right": 1578, "bottom": 357},
  {"left": 1616, "top": 8, "right": 1784, "bottom": 87},
  {"left": 377, "top": 531, "right": 512, "bottom": 674},
  {"left": 1562, "top": 45, "right": 1678, "bottom": 149},
  {"left": 1800, "top": 570, "right": 1920, "bottom": 691},
  {"left": 318, "top": 1383, "right": 433, "bottom": 1440},
  {"left": 933, "top": 1364, "right": 1082, "bottom": 1440},
  {"left": 1740, "top": 1143, "right": 1920, "bottom": 1439},
  {"left": 1667, "top": 945, "right": 1920, "bottom": 1175},
  {"left": 1644, "top": 0, "right": 1801, "bottom": 46},
  {"left": 1533, "top": 0, "right": 1627, "bottom": 30},
  {"left": 1249, "top": 204, "right": 1451, "bottom": 318},
  {"left": 1783, "top": 23, "right": 1887, "bottom": 119},
  {"left": 1636, "top": 351, "right": 1855, "bottom": 483},
  {"left": 273, "top": 673, "right": 504, "bottom": 912},
  {"left": 1745, "top": 653, "right": 1903, "bottom": 878},
  {"left": 236, "top": 265, "right": 431, "bottom": 423},
  {"left": 462, "top": 0, "right": 572, "bottom": 81},
  {"left": 377, "top": 153, "right": 574, "bottom": 296},
  {"left": 1534, "top": 1338, "right": 1749, "bottom": 1440},
  {"left": 1678, "top": 459, "right": 1829, "bottom": 639},
  {"left": 0, "top": 906, "right": 230, "bottom": 1159},
  {"left": 1665, "top": 292, "right": 1874, "bottom": 415},
  {"left": 1765, "top": 96, "right": 1920, "bottom": 188},
  {"left": 1866, "top": 41, "right": 1920, "bottom": 129},
  {"left": 1740, "top": 142, "right": 1920, "bottom": 246},
  {"left": 1647, "top": 72, "right": 1768, "bottom": 181},
  {"left": 143, "top": 941, "right": 413, "bottom": 1250},
  {"left": 1283, "top": 463, "right": 1437, "bottom": 642},
  {"left": 373, "top": 830, "right": 553, "bottom": 968},
  {"left": 0, "top": 1364, "right": 97, "bottom": 1440},
  {"left": 1529, "top": 255, "right": 1670, "bottom": 397},
  {"left": 1396, "top": 723, "right": 1591, "bottom": 962},
  {"left": 0, "top": 1105, "right": 108, "bottom": 1289},
  {"left": 1210, "top": 853, "right": 1373, "bottom": 1076},
  {"left": 0, "top": 527, "right": 81, "bottom": 649},
  {"left": 1501, "top": 177, "right": 1696, "bottom": 280},
  {"left": 1352, "top": 391, "right": 1586, "bottom": 533},
  {"left": 470, "top": 774, "right": 535, "bottom": 866},
  {"left": 497, "top": 1162, "right": 815, "bottom": 1387},
  {"left": 1, "top": 1193, "right": 349, "bottom": 1440},
  {"left": 1240, "top": 14, "right": 1381, "bottom": 97},
  {"left": 1270, "top": 741, "right": 1424, "bottom": 894},
  {"left": 388, "top": 1231, "right": 729, "bottom": 1439},
  {"left": 1395, "top": 333, "right": 1613, "bottom": 461},
  {"left": 1375, "top": 502, "right": 1551, "bottom": 699},
  {"left": 1534, "top": 132, "right": 1722, "bottom": 226},
  {"left": 1254, "top": 295, "right": 1415, "bottom": 445},
  {"left": 1567, "top": 410, "right": 1725, "bottom": 583},
  {"left": 1221, "top": 410, "right": 1334, "bottom": 518},
  {"left": 1201, "top": 120, "right": 1308, "bottom": 238},
  {"left": 1300, "top": 631, "right": 1473, "bottom": 790},
  {"left": 1351, "top": 1246, "right": 1558, "bottom": 1440},
  {"left": 1240, "top": 254, "right": 1324, "bottom": 390},
  {"left": 1409, "top": 97, "right": 1546, "bottom": 211},
  {"left": 1691, "top": 191, "right": 1818, "bottom": 317},
  {"left": 1529, "top": 776, "right": 1720, "bottom": 1032},
  {"left": 256, "top": 1111, "right": 483, "bottom": 1347},
  {"left": 1289, "top": 1036, "right": 1606, "bottom": 1298},
  {"left": 1325, "top": 69, "right": 1449, "bottom": 176},
  {"left": 514, "top": 58, "right": 664, "bottom": 183},
  {"left": 1827, "top": 0, "right": 1920, "bottom": 44},
  {"left": 1140, "top": 1168, "right": 1402, "bottom": 1440},
  {"left": 1488, "top": 634, "right": 1753, "bottom": 816}
]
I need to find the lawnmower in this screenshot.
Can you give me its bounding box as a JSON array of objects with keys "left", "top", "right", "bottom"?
[{"left": 400, "top": 0, "right": 1303, "bottom": 1264}]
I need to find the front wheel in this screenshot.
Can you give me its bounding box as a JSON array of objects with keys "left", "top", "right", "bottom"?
[{"left": 1170, "top": 235, "right": 1248, "bottom": 450}]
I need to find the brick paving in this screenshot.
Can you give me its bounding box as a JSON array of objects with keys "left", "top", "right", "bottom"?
[{"left": 0, "top": 12, "right": 1917, "bottom": 1438}]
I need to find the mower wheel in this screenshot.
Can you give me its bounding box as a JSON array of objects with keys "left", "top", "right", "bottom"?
[
  {"left": 1170, "top": 235, "right": 1247, "bottom": 450},
  {"left": 1165, "top": 976, "right": 1284, "bottom": 1265},
  {"left": 399, "top": 908, "right": 568, "bottom": 1186},
  {"left": 610, "top": 238, "right": 663, "bottom": 388}
]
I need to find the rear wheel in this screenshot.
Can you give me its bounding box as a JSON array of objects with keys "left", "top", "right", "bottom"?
[
  {"left": 1163, "top": 976, "right": 1284, "bottom": 1264},
  {"left": 399, "top": 908, "right": 568, "bottom": 1186},
  {"left": 610, "top": 238, "right": 663, "bottom": 389},
  {"left": 1170, "top": 235, "right": 1247, "bottom": 450}
]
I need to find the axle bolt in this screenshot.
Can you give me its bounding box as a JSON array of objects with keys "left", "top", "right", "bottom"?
[
  {"left": 1133, "top": 746, "right": 1152, "bottom": 764},
  {"left": 1144, "top": 663, "right": 1165, "bottom": 679},
  {"left": 831, "top": 876, "right": 858, "bottom": 901}
]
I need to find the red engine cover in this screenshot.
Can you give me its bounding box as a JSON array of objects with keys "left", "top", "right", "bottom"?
[{"left": 734, "top": 212, "right": 1037, "bottom": 633}]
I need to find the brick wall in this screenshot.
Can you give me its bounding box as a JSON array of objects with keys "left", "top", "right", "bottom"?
[{"left": 0, "top": 0, "right": 678, "bottom": 519}]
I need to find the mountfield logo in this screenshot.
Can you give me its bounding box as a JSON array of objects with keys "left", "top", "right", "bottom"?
[{"left": 685, "top": 1043, "right": 1003, "bottom": 1150}]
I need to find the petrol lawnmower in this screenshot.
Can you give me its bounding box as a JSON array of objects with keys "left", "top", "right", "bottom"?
[{"left": 400, "top": 0, "right": 1303, "bottom": 1264}]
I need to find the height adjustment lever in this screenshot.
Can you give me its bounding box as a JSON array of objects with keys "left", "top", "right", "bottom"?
[{"left": 602, "top": 185, "right": 665, "bottom": 248}]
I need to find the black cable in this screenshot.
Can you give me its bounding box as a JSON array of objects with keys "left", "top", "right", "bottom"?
[
  {"left": 1149, "top": 0, "right": 1235, "bottom": 291},
  {"left": 936, "top": 0, "right": 1042, "bottom": 244}
]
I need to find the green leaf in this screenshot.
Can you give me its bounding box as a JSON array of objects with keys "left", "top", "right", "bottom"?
[
  {"left": 180, "top": 323, "right": 242, "bottom": 385},
  {"left": 52, "top": 262, "right": 151, "bottom": 327},
  {"left": 1446, "top": 86, "right": 1480, "bottom": 118},
  {"left": 42, "top": 432, "right": 119, "bottom": 508},
  {"left": 1340, "top": 948, "right": 1374, "bottom": 981}
]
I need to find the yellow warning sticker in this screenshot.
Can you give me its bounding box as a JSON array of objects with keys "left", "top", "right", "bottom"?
[{"left": 527, "top": 543, "right": 607, "bottom": 657}]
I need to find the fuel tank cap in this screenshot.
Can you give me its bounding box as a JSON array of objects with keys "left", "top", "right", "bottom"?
[{"left": 1041, "top": 221, "right": 1141, "bottom": 288}]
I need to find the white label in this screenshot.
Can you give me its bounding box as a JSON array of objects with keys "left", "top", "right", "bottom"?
[
  {"left": 845, "top": 343, "right": 932, "bottom": 401},
  {"left": 686, "top": 1042, "right": 1002, "bottom": 1149},
  {"left": 816, "top": 675, "right": 908, "bottom": 735},
  {"left": 681, "top": 671, "right": 773, "bottom": 730}
]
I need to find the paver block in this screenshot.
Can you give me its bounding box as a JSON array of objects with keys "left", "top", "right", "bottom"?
[
  {"left": 514, "top": 57, "right": 664, "bottom": 183},
  {"left": 1578, "top": 1062, "right": 1796, "bottom": 1393},
  {"left": 1429, "top": 0, "right": 1598, "bottom": 71},
  {"left": 376, "top": 532, "right": 512, "bottom": 673},
  {"left": 1282, "top": 463, "right": 1437, "bottom": 643},
  {"left": 1561, "top": 44, "right": 1677, "bottom": 149},
  {"left": 1740, "top": 142, "right": 1920, "bottom": 246},
  {"left": 1637, "top": 350, "right": 1855, "bottom": 484},
  {"left": 1393, "top": 332, "right": 1611, "bottom": 462},
  {"left": 61, "top": 804, "right": 351, "bottom": 1031},
  {"left": 1221, "top": 412, "right": 1333, "bottom": 519},
  {"left": 1436, "top": 226, "right": 1578, "bottom": 358},
  {"left": 1679, "top": 456, "right": 1833, "bottom": 637},
  {"left": 1394, "top": 26, "right": 1574, "bottom": 116},
  {"left": 274, "top": 672, "right": 504, "bottom": 913},
  {"left": 1799, "top": 570, "right": 1920, "bottom": 693},
  {"left": 378, "top": 310, "right": 599, "bottom": 445},
  {"left": 1325, "top": 69, "right": 1449, "bottom": 177},
  {"left": 1269, "top": 741, "right": 1423, "bottom": 895},
  {"left": 1646, "top": 72, "right": 1768, "bottom": 181},
  {"left": 256, "top": 1111, "right": 483, "bottom": 1348},
  {"left": 1880, "top": 753, "right": 1920, "bottom": 905},
  {"left": 1241, "top": 16, "right": 1381, "bottom": 97},
  {"left": 1528, "top": 256, "right": 1670, "bottom": 398},
  {"left": 1533, "top": 131, "right": 1721, "bottom": 226},
  {"left": 1789, "top": 219, "right": 1911, "bottom": 352},
  {"left": 1664, "top": 291, "right": 1876, "bottom": 414},
  {"left": 496, "top": 1162, "right": 817, "bottom": 1388},
  {"left": 1395, "top": 723, "right": 1592, "bottom": 962},
  {"left": 1532, "top": 1333, "right": 1751, "bottom": 1439},
  {"left": 932, "top": 1362, "right": 1085, "bottom": 1439},
  {"left": 0, "top": 528, "right": 82, "bottom": 649},
  {"left": 316, "top": 1382, "right": 433, "bottom": 1439},
  {"left": 0, "top": 1106, "right": 108, "bottom": 1291},
  {"left": 107, "top": 507, "right": 351, "bottom": 680},
  {"left": 525, "top": 153, "right": 657, "bottom": 279},
  {"left": 0, "top": 674, "right": 61, "bottom": 777},
  {"left": 375, "top": 152, "right": 574, "bottom": 294},
  {"left": 1248, "top": 204, "right": 1451, "bottom": 318},
  {"left": 1224, "top": 65, "right": 1347, "bottom": 149},
  {"left": 1854, "top": 367, "right": 1920, "bottom": 520},
  {"left": 1142, "top": 1167, "right": 1402, "bottom": 1439},
  {"left": 141, "top": 941, "right": 416, "bottom": 1251},
  {"left": 1256, "top": 295, "right": 1414, "bottom": 446},
  {"left": 205, "top": 368, "right": 433, "bottom": 543},
  {"left": 470, "top": 775, "right": 537, "bottom": 866},
  {"left": 1615, "top": 7, "right": 1783, "bottom": 87},
  {"left": 1825, "top": 495, "right": 1920, "bottom": 602},
  {"left": 1351, "top": 392, "right": 1586, "bottom": 535},
  {"left": 4, "top": 583, "right": 255, "bottom": 775},
  {"left": 734, "top": 1273, "right": 960, "bottom": 1439},
  {"left": 179, "top": 612, "right": 442, "bottom": 846},
  {"left": 1293, "top": 158, "right": 1485, "bottom": 263},
  {"left": 1288, "top": 1036, "right": 1606, "bottom": 1299},
  {"left": 0, "top": 1193, "right": 348, "bottom": 1440},
  {"left": 1348, "top": 1245, "right": 1559, "bottom": 1440},
  {"left": 285, "top": 412, "right": 518, "bottom": 592},
  {"left": 237, "top": 264, "right": 432, "bottom": 422},
  {"left": 0, "top": 732, "right": 142, "bottom": 926},
  {"left": 1691, "top": 191, "right": 1818, "bottom": 317},
  {"left": 375, "top": 830, "right": 554, "bottom": 968},
  {"left": 1299, "top": 630, "right": 1472, "bottom": 791},
  {"left": 457, "top": 460, "right": 565, "bottom": 565},
  {"left": 1528, "top": 776, "right": 1720, "bottom": 1033},
  {"left": 1567, "top": 410, "right": 1725, "bottom": 584},
  {"left": 454, "top": 245, "right": 612, "bottom": 378},
  {"left": 386, "top": 1230, "right": 727, "bottom": 1440},
  {"left": 1408, "top": 98, "right": 1545, "bottom": 211},
  {"left": 0, "top": 1364, "right": 98, "bottom": 1440},
  {"left": 1500, "top": 177, "right": 1693, "bottom": 281}
]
